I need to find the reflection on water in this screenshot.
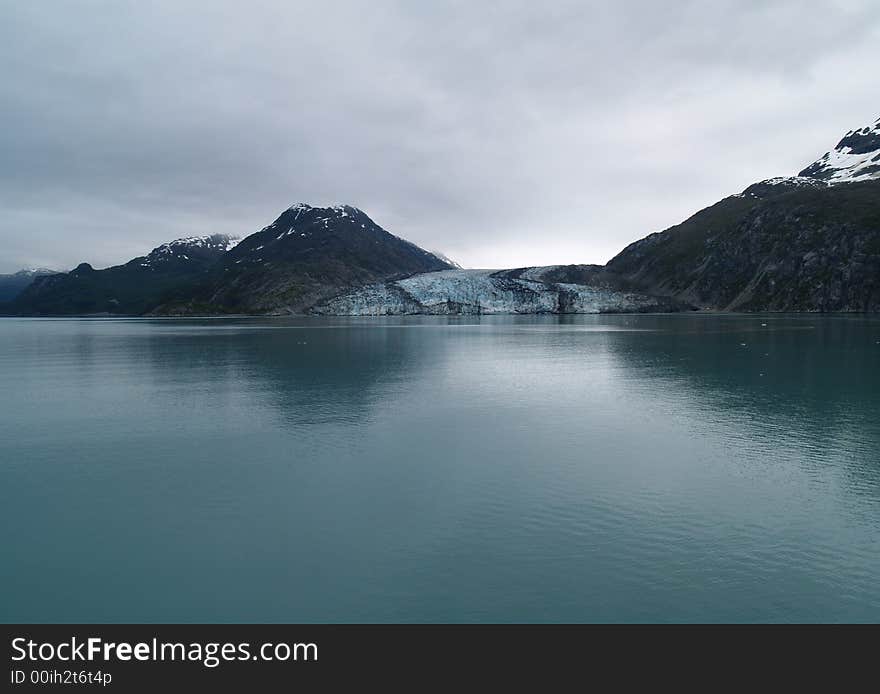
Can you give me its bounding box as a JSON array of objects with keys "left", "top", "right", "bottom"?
[{"left": 1, "top": 314, "right": 878, "bottom": 622}]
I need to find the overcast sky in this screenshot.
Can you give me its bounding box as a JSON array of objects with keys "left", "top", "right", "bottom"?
[{"left": 2, "top": 0, "right": 879, "bottom": 273}]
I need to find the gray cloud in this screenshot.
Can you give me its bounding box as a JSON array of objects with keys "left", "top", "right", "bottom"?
[{"left": 2, "top": 0, "right": 879, "bottom": 272}]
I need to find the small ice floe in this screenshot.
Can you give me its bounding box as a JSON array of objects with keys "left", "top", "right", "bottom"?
[{"left": 740, "top": 343, "right": 747, "bottom": 347}]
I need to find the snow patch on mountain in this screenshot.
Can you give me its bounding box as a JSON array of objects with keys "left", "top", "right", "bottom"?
[
  {"left": 13, "top": 267, "right": 59, "bottom": 277},
  {"left": 143, "top": 234, "right": 241, "bottom": 266},
  {"left": 429, "top": 250, "right": 463, "bottom": 269},
  {"left": 799, "top": 117, "right": 880, "bottom": 184},
  {"left": 287, "top": 202, "right": 363, "bottom": 217},
  {"left": 734, "top": 176, "right": 828, "bottom": 198}
]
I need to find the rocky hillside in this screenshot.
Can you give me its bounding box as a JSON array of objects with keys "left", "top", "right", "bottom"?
[
  {"left": 8, "top": 117, "right": 880, "bottom": 316},
  {"left": 607, "top": 117, "right": 880, "bottom": 312},
  {"left": 798, "top": 117, "right": 880, "bottom": 183},
  {"left": 0, "top": 269, "right": 57, "bottom": 303},
  {"left": 9, "top": 206, "right": 452, "bottom": 316},
  {"left": 153, "top": 204, "right": 452, "bottom": 314},
  {"left": 12, "top": 235, "right": 240, "bottom": 315}
]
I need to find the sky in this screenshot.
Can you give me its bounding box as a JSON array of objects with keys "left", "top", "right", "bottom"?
[{"left": 2, "top": 0, "right": 879, "bottom": 273}]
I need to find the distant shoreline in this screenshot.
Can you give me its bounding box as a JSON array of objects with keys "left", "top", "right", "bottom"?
[{"left": 3, "top": 309, "right": 879, "bottom": 319}]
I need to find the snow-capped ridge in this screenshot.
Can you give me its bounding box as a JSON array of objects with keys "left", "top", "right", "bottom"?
[
  {"left": 152, "top": 234, "right": 240, "bottom": 252},
  {"left": 14, "top": 267, "right": 58, "bottom": 276},
  {"left": 286, "top": 202, "right": 363, "bottom": 216},
  {"left": 429, "top": 250, "right": 463, "bottom": 269},
  {"left": 759, "top": 176, "right": 825, "bottom": 187},
  {"left": 140, "top": 234, "right": 241, "bottom": 267},
  {"left": 799, "top": 115, "right": 880, "bottom": 184},
  {"left": 734, "top": 176, "right": 828, "bottom": 198}
]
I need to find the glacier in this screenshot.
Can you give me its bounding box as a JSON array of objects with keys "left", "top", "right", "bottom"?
[{"left": 312, "top": 267, "right": 680, "bottom": 316}]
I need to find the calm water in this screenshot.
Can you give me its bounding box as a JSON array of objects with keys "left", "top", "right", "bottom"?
[{"left": 1, "top": 314, "right": 879, "bottom": 623}]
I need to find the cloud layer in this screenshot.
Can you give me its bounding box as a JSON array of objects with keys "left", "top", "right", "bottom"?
[{"left": 2, "top": 0, "right": 879, "bottom": 272}]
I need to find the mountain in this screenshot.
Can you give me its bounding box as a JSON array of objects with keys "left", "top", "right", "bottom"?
[
  {"left": 606, "top": 116, "right": 880, "bottom": 312},
  {"left": 151, "top": 204, "right": 452, "bottom": 315},
  {"left": 798, "top": 117, "right": 880, "bottom": 183},
  {"left": 8, "top": 118, "right": 880, "bottom": 316},
  {"left": 0, "top": 269, "right": 58, "bottom": 303},
  {"left": 10, "top": 206, "right": 452, "bottom": 316},
  {"left": 12, "top": 235, "right": 239, "bottom": 315}
]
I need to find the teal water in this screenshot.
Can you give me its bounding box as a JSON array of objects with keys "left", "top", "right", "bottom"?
[{"left": 1, "top": 314, "right": 878, "bottom": 623}]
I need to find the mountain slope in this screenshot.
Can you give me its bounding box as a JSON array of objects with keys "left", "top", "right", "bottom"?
[
  {"left": 9, "top": 117, "right": 880, "bottom": 316},
  {"left": 607, "top": 117, "right": 880, "bottom": 312},
  {"left": 153, "top": 204, "right": 452, "bottom": 314},
  {"left": 0, "top": 269, "right": 58, "bottom": 303},
  {"left": 12, "top": 235, "right": 239, "bottom": 315},
  {"left": 798, "top": 117, "right": 880, "bottom": 183},
  {"left": 10, "top": 206, "right": 452, "bottom": 316}
]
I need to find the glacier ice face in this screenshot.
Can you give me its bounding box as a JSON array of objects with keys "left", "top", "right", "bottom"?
[{"left": 313, "top": 268, "right": 674, "bottom": 316}]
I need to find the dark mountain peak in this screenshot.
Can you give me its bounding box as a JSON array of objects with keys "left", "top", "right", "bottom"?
[
  {"left": 608, "top": 147, "right": 880, "bottom": 312},
  {"left": 141, "top": 234, "right": 240, "bottom": 267},
  {"left": 232, "top": 203, "right": 442, "bottom": 265},
  {"left": 737, "top": 176, "right": 828, "bottom": 200},
  {"left": 605, "top": 114, "right": 880, "bottom": 313},
  {"left": 799, "top": 115, "right": 880, "bottom": 183},
  {"left": 12, "top": 202, "right": 452, "bottom": 316},
  {"left": 238, "top": 204, "right": 378, "bottom": 250},
  {"left": 263, "top": 203, "right": 373, "bottom": 236},
  {"left": 836, "top": 116, "right": 880, "bottom": 152},
  {"left": 12, "top": 267, "right": 57, "bottom": 277},
  {"left": 0, "top": 268, "right": 59, "bottom": 303},
  {"left": 11, "top": 235, "right": 241, "bottom": 315},
  {"left": 286, "top": 202, "right": 363, "bottom": 216},
  {"left": 178, "top": 203, "right": 454, "bottom": 314}
]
